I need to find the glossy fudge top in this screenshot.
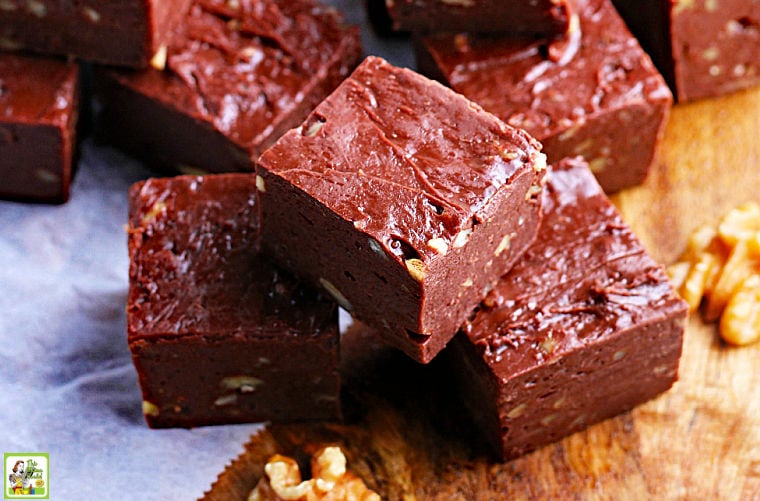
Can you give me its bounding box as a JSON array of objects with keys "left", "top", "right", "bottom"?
[
  {"left": 421, "top": 0, "right": 671, "bottom": 139},
  {"left": 0, "top": 53, "right": 78, "bottom": 127},
  {"left": 127, "top": 174, "right": 336, "bottom": 340},
  {"left": 462, "top": 158, "right": 686, "bottom": 377},
  {"left": 258, "top": 56, "right": 545, "bottom": 265},
  {"left": 110, "top": 0, "right": 360, "bottom": 155}
]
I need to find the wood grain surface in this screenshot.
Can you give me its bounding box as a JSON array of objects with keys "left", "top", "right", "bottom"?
[{"left": 202, "top": 86, "right": 760, "bottom": 501}]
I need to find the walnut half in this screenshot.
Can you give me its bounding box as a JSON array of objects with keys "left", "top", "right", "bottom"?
[{"left": 248, "top": 446, "right": 380, "bottom": 501}]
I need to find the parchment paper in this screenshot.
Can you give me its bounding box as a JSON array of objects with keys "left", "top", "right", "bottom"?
[{"left": 0, "top": 2, "right": 412, "bottom": 499}]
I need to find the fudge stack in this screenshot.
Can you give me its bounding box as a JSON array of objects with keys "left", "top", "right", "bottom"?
[
  {"left": 2, "top": 0, "right": 693, "bottom": 462},
  {"left": 127, "top": 35, "right": 687, "bottom": 465}
]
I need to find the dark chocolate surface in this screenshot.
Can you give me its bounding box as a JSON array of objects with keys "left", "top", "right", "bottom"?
[
  {"left": 0, "top": 52, "right": 79, "bottom": 203},
  {"left": 127, "top": 174, "right": 340, "bottom": 427},
  {"left": 127, "top": 173, "right": 336, "bottom": 339},
  {"left": 416, "top": 0, "right": 672, "bottom": 193},
  {"left": 0, "top": 0, "right": 191, "bottom": 68},
  {"left": 261, "top": 56, "right": 543, "bottom": 265},
  {"left": 612, "top": 0, "right": 760, "bottom": 101},
  {"left": 383, "top": 0, "right": 577, "bottom": 36},
  {"left": 258, "top": 56, "right": 546, "bottom": 362},
  {"left": 454, "top": 158, "right": 687, "bottom": 459},
  {"left": 101, "top": 0, "right": 362, "bottom": 171},
  {"left": 465, "top": 158, "right": 685, "bottom": 380}
]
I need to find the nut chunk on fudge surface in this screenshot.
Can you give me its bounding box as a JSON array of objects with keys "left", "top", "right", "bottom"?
[
  {"left": 127, "top": 174, "right": 340, "bottom": 428},
  {"left": 257, "top": 56, "right": 547, "bottom": 364},
  {"left": 98, "top": 0, "right": 362, "bottom": 174},
  {"left": 416, "top": 0, "right": 672, "bottom": 194},
  {"left": 448, "top": 158, "right": 687, "bottom": 460},
  {"left": 0, "top": 53, "right": 80, "bottom": 204}
]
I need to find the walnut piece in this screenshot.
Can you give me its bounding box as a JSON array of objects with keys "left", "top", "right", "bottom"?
[
  {"left": 248, "top": 446, "right": 380, "bottom": 501},
  {"left": 668, "top": 202, "right": 760, "bottom": 346}
]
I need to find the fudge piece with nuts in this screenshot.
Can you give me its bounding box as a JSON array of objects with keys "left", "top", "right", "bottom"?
[
  {"left": 415, "top": 0, "right": 672, "bottom": 193},
  {"left": 97, "top": 0, "right": 362, "bottom": 174},
  {"left": 0, "top": 0, "right": 191, "bottom": 68},
  {"left": 611, "top": 0, "right": 760, "bottom": 102},
  {"left": 448, "top": 158, "right": 687, "bottom": 460},
  {"left": 381, "top": 0, "right": 578, "bottom": 37},
  {"left": 257, "top": 56, "right": 547, "bottom": 364},
  {"left": 127, "top": 174, "right": 340, "bottom": 428},
  {"left": 0, "top": 53, "right": 79, "bottom": 204}
]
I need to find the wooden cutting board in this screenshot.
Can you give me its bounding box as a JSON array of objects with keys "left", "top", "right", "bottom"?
[{"left": 201, "top": 86, "right": 760, "bottom": 501}]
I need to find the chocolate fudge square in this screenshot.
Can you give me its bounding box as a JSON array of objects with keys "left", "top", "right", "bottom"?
[
  {"left": 127, "top": 174, "right": 340, "bottom": 428},
  {"left": 416, "top": 0, "right": 672, "bottom": 194},
  {"left": 0, "top": 53, "right": 79, "bottom": 204},
  {"left": 98, "top": 0, "right": 362, "bottom": 174},
  {"left": 448, "top": 158, "right": 687, "bottom": 460},
  {"left": 0, "top": 0, "right": 191, "bottom": 68},
  {"left": 381, "top": 0, "right": 578, "bottom": 37},
  {"left": 611, "top": 0, "right": 760, "bottom": 101},
  {"left": 257, "top": 56, "right": 547, "bottom": 364}
]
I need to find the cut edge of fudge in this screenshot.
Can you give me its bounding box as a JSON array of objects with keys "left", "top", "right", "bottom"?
[
  {"left": 126, "top": 174, "right": 341, "bottom": 428},
  {"left": 0, "top": 0, "right": 192, "bottom": 68},
  {"left": 447, "top": 157, "right": 687, "bottom": 460},
  {"left": 257, "top": 55, "right": 547, "bottom": 364},
  {"left": 0, "top": 53, "right": 81, "bottom": 204},
  {"left": 611, "top": 0, "right": 760, "bottom": 101},
  {"left": 383, "top": 0, "right": 578, "bottom": 37}
]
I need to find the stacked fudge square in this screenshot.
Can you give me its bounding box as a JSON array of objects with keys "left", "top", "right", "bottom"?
[
  {"left": 127, "top": 55, "right": 548, "bottom": 426},
  {"left": 128, "top": 50, "right": 688, "bottom": 462},
  {"left": 256, "top": 56, "right": 548, "bottom": 364},
  {"left": 127, "top": 174, "right": 342, "bottom": 427}
]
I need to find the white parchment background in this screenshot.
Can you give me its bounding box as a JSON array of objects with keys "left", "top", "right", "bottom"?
[{"left": 0, "top": 2, "right": 413, "bottom": 499}]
